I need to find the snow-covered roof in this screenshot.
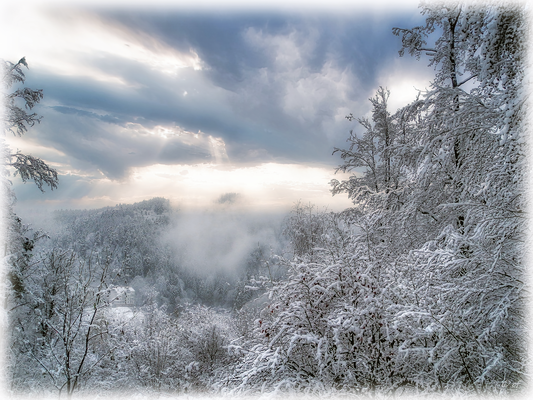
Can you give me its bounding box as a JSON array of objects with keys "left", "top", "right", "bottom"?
[{"left": 110, "top": 285, "right": 135, "bottom": 294}]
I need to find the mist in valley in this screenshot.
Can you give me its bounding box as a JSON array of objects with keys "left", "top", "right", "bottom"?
[{"left": 16, "top": 196, "right": 290, "bottom": 311}]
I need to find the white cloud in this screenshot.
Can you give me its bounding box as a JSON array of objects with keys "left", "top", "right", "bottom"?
[
  {"left": 282, "top": 61, "right": 355, "bottom": 127},
  {"left": 239, "top": 26, "right": 364, "bottom": 144},
  {"left": 375, "top": 57, "right": 434, "bottom": 113},
  {"left": 1, "top": 6, "right": 203, "bottom": 85},
  {"left": 244, "top": 26, "right": 358, "bottom": 119}
]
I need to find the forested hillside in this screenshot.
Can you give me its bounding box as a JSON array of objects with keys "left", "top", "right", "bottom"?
[
  {"left": 3, "top": 1, "right": 528, "bottom": 397},
  {"left": 6, "top": 197, "right": 283, "bottom": 395}
]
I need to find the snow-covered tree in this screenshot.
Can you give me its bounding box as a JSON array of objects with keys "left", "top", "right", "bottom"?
[
  {"left": 231, "top": 209, "right": 404, "bottom": 394},
  {"left": 331, "top": 87, "right": 404, "bottom": 209},
  {"left": 9, "top": 249, "right": 127, "bottom": 398},
  {"left": 2, "top": 57, "right": 58, "bottom": 312},
  {"left": 2, "top": 58, "right": 61, "bottom": 395},
  {"left": 2, "top": 57, "right": 58, "bottom": 192},
  {"left": 388, "top": 1, "right": 528, "bottom": 392},
  {"left": 177, "top": 305, "right": 239, "bottom": 390},
  {"left": 331, "top": 1, "right": 528, "bottom": 392},
  {"left": 235, "top": 1, "right": 527, "bottom": 395},
  {"left": 119, "top": 305, "right": 184, "bottom": 392}
]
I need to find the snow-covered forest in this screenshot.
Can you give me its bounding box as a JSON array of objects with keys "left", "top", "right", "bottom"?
[{"left": 2, "top": 1, "right": 528, "bottom": 398}]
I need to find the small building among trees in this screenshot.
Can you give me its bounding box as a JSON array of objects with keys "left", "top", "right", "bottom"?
[{"left": 108, "top": 286, "right": 136, "bottom": 307}]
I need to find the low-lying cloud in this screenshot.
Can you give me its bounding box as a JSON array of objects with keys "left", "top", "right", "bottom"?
[{"left": 162, "top": 208, "right": 284, "bottom": 276}]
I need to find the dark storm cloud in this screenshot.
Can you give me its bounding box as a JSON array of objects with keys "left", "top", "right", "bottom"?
[
  {"left": 99, "top": 9, "right": 428, "bottom": 153},
  {"left": 100, "top": 11, "right": 285, "bottom": 90},
  {"left": 216, "top": 192, "right": 239, "bottom": 205},
  {"left": 23, "top": 106, "right": 215, "bottom": 180},
  {"left": 99, "top": 10, "right": 418, "bottom": 91},
  {"left": 17, "top": 6, "right": 428, "bottom": 188},
  {"left": 25, "top": 58, "right": 268, "bottom": 144},
  {"left": 52, "top": 106, "right": 127, "bottom": 126}
]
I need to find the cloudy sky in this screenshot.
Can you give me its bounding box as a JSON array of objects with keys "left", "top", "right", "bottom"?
[{"left": 2, "top": 0, "right": 435, "bottom": 213}]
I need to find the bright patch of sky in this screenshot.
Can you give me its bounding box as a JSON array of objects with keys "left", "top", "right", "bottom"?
[
  {"left": 11, "top": 163, "right": 354, "bottom": 212},
  {"left": 2, "top": 0, "right": 430, "bottom": 214}
]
